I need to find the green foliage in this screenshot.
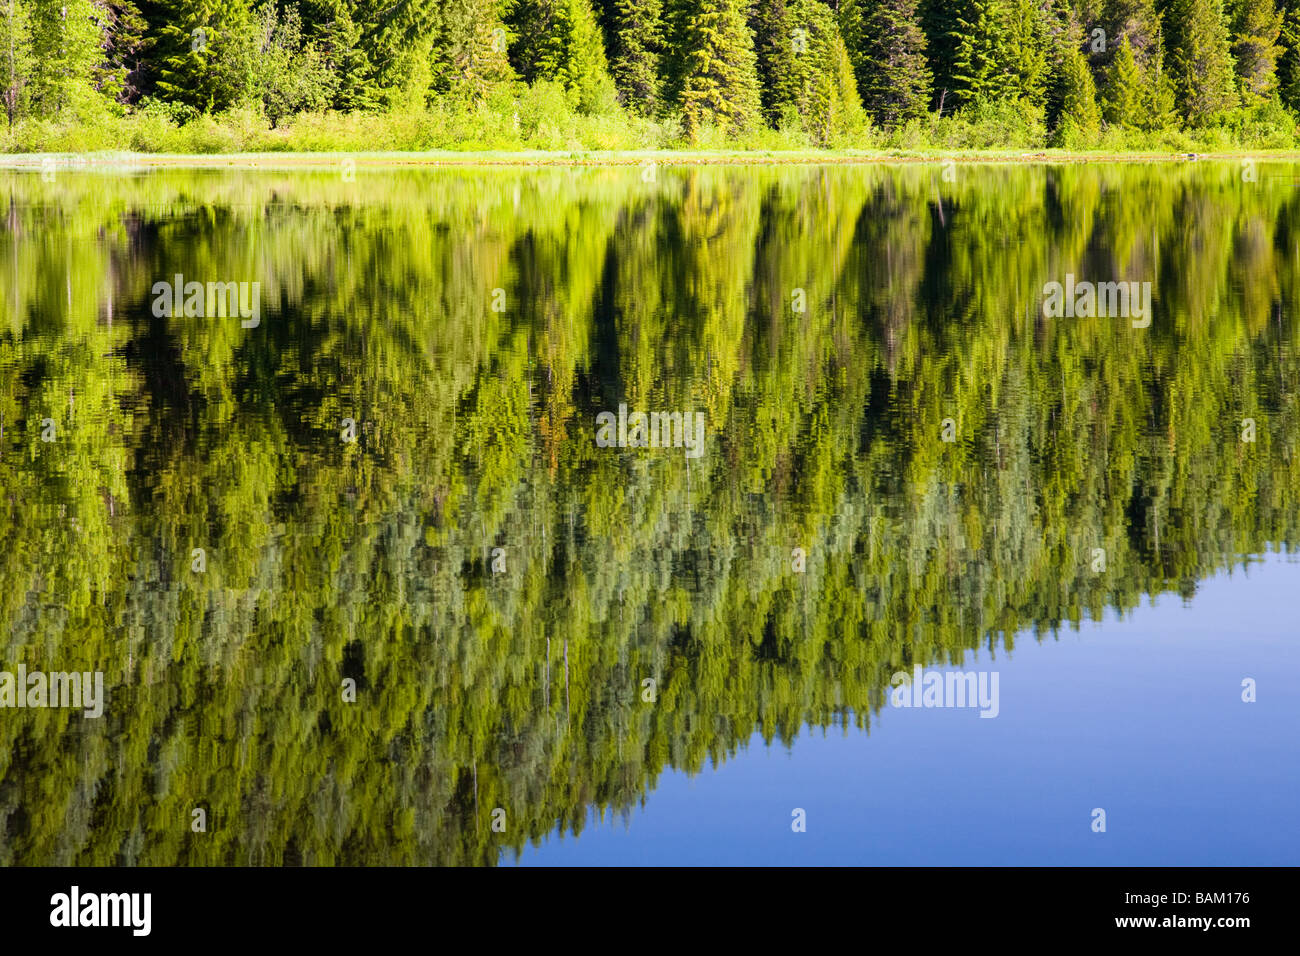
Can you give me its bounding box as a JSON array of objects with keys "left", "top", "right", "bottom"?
[
  {"left": 675, "top": 0, "right": 762, "bottom": 138},
  {"left": 145, "top": 0, "right": 254, "bottom": 112},
  {"left": 244, "top": 3, "right": 336, "bottom": 127},
  {"left": 0, "top": 163, "right": 1297, "bottom": 863},
  {"left": 751, "top": 0, "right": 797, "bottom": 126},
  {"left": 1103, "top": 36, "right": 1147, "bottom": 127},
  {"left": 27, "top": 0, "right": 107, "bottom": 116},
  {"left": 0, "top": 0, "right": 34, "bottom": 126},
  {"left": 841, "top": 0, "right": 932, "bottom": 126},
  {"left": 1055, "top": 43, "right": 1101, "bottom": 144},
  {"left": 5, "top": 0, "right": 1300, "bottom": 148},
  {"left": 509, "top": 0, "right": 616, "bottom": 113},
  {"left": 752, "top": 0, "right": 865, "bottom": 141},
  {"left": 947, "top": 0, "right": 1018, "bottom": 107},
  {"left": 1165, "top": 0, "right": 1240, "bottom": 124},
  {"left": 607, "top": 0, "right": 662, "bottom": 115},
  {"left": 1230, "top": 0, "right": 1283, "bottom": 106}
]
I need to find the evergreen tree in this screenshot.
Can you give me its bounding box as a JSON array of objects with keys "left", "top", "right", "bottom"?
[
  {"left": 1101, "top": 0, "right": 1177, "bottom": 127},
  {"left": 99, "top": 0, "right": 150, "bottom": 105},
  {"left": 787, "top": 0, "right": 866, "bottom": 141},
  {"left": 1280, "top": 0, "right": 1300, "bottom": 110},
  {"left": 1230, "top": 0, "right": 1283, "bottom": 107},
  {"left": 296, "top": 0, "right": 378, "bottom": 111},
  {"left": 337, "top": 0, "right": 438, "bottom": 110},
  {"left": 1164, "top": 0, "right": 1239, "bottom": 123},
  {"left": 917, "top": 0, "right": 960, "bottom": 109},
  {"left": 1003, "top": 0, "right": 1052, "bottom": 108},
  {"left": 431, "top": 0, "right": 516, "bottom": 104},
  {"left": 751, "top": 0, "right": 799, "bottom": 126},
  {"left": 946, "top": 0, "right": 1023, "bottom": 107},
  {"left": 1056, "top": 41, "right": 1102, "bottom": 142},
  {"left": 509, "top": 0, "right": 615, "bottom": 112},
  {"left": 143, "top": 0, "right": 259, "bottom": 112},
  {"left": 1102, "top": 35, "right": 1146, "bottom": 126},
  {"left": 608, "top": 0, "right": 662, "bottom": 114},
  {"left": 676, "top": 0, "right": 762, "bottom": 137},
  {"left": 1103, "top": 0, "right": 1166, "bottom": 66},
  {"left": 840, "top": 0, "right": 931, "bottom": 126}
]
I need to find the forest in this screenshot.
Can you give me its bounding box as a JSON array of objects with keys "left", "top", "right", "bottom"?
[
  {"left": 6, "top": 1, "right": 1300, "bottom": 151},
  {"left": 0, "top": 163, "right": 1296, "bottom": 863}
]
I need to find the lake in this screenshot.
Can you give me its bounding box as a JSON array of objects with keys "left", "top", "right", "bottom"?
[{"left": 0, "top": 160, "right": 1296, "bottom": 866}]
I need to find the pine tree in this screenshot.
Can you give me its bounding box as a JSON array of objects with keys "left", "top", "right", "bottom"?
[
  {"left": 509, "top": 0, "right": 615, "bottom": 112},
  {"left": 1280, "top": 0, "right": 1300, "bottom": 110},
  {"left": 1056, "top": 41, "right": 1101, "bottom": 142},
  {"left": 788, "top": 0, "right": 865, "bottom": 141},
  {"left": 1102, "top": 35, "right": 1146, "bottom": 126},
  {"left": 608, "top": 0, "right": 662, "bottom": 114},
  {"left": 751, "top": 0, "right": 799, "bottom": 126},
  {"left": 296, "top": 0, "right": 377, "bottom": 111},
  {"left": 946, "top": 0, "right": 1022, "bottom": 107},
  {"left": 1164, "top": 0, "right": 1239, "bottom": 123},
  {"left": 918, "top": 0, "right": 960, "bottom": 109},
  {"left": 98, "top": 0, "right": 150, "bottom": 105},
  {"left": 143, "top": 0, "right": 260, "bottom": 112},
  {"left": 1100, "top": 0, "right": 1176, "bottom": 128},
  {"left": 840, "top": 0, "right": 931, "bottom": 126},
  {"left": 1102, "top": 0, "right": 1166, "bottom": 66},
  {"left": 1230, "top": 0, "right": 1283, "bottom": 107},
  {"left": 431, "top": 0, "right": 516, "bottom": 104},
  {"left": 1003, "top": 0, "right": 1051, "bottom": 108},
  {"left": 676, "top": 0, "right": 762, "bottom": 137}
]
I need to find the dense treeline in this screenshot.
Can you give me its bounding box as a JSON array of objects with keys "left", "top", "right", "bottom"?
[
  {"left": 1, "top": 164, "right": 1297, "bottom": 862},
  {"left": 6, "top": 0, "right": 1300, "bottom": 149}
]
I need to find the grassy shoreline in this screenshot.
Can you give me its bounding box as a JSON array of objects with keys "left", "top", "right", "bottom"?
[{"left": 4, "top": 147, "right": 1300, "bottom": 169}]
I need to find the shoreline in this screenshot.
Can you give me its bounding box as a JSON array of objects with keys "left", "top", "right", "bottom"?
[{"left": 3, "top": 148, "right": 1300, "bottom": 170}]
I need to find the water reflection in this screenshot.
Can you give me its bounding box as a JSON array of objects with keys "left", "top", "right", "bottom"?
[{"left": 0, "top": 163, "right": 1296, "bottom": 865}]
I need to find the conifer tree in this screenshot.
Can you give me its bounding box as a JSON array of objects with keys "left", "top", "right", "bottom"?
[
  {"left": 99, "top": 0, "right": 149, "bottom": 105},
  {"left": 509, "top": 0, "right": 615, "bottom": 112},
  {"left": 1164, "top": 0, "right": 1239, "bottom": 123},
  {"left": 1003, "top": 0, "right": 1051, "bottom": 108},
  {"left": 1229, "top": 0, "right": 1283, "bottom": 107},
  {"left": 1100, "top": 0, "right": 1176, "bottom": 127},
  {"left": 676, "top": 0, "right": 763, "bottom": 137},
  {"left": 608, "top": 0, "right": 662, "bottom": 114},
  {"left": 1102, "top": 35, "right": 1146, "bottom": 126},
  {"left": 840, "top": 0, "right": 931, "bottom": 125},
  {"left": 917, "top": 0, "right": 959, "bottom": 109},
  {"left": 946, "top": 0, "right": 1019, "bottom": 106},
  {"left": 1102, "top": 0, "right": 1165, "bottom": 65},
  {"left": 313, "top": 1, "right": 380, "bottom": 111},
  {"left": 1056, "top": 41, "right": 1102, "bottom": 142},
  {"left": 751, "top": 0, "right": 799, "bottom": 126},
  {"left": 788, "top": 0, "right": 866, "bottom": 141},
  {"left": 144, "top": 0, "right": 259, "bottom": 112},
  {"left": 431, "top": 0, "right": 516, "bottom": 104},
  {"left": 1279, "top": 0, "right": 1300, "bottom": 110}
]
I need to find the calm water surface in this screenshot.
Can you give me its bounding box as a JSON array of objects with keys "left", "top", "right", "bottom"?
[{"left": 0, "top": 162, "right": 1296, "bottom": 865}]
